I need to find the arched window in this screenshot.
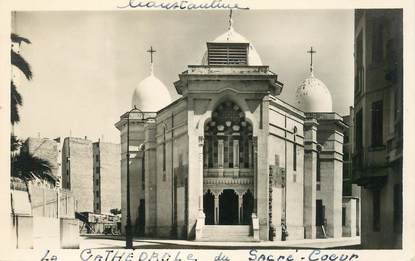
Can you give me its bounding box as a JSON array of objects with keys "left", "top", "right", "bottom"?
[{"left": 204, "top": 101, "right": 253, "bottom": 169}]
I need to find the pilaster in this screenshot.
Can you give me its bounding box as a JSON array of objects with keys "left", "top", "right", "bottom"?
[
  {"left": 303, "top": 118, "right": 318, "bottom": 239},
  {"left": 144, "top": 121, "right": 157, "bottom": 236},
  {"left": 314, "top": 114, "right": 347, "bottom": 239}
]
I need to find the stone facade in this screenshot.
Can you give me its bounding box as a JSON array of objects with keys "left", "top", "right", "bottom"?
[
  {"left": 353, "top": 9, "right": 403, "bottom": 249},
  {"left": 115, "top": 21, "right": 352, "bottom": 242}
]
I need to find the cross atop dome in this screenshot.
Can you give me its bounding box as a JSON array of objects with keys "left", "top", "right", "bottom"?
[
  {"left": 295, "top": 46, "right": 333, "bottom": 112},
  {"left": 131, "top": 45, "right": 172, "bottom": 112},
  {"left": 307, "top": 46, "right": 316, "bottom": 75},
  {"left": 228, "top": 9, "right": 234, "bottom": 31},
  {"left": 147, "top": 46, "right": 156, "bottom": 63},
  {"left": 226, "top": 9, "right": 236, "bottom": 41},
  {"left": 147, "top": 46, "right": 156, "bottom": 74}
]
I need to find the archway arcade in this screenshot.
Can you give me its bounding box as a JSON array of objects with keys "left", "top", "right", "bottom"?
[{"left": 203, "top": 189, "right": 254, "bottom": 225}]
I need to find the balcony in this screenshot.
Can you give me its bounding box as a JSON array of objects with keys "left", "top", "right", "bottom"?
[
  {"left": 203, "top": 168, "right": 254, "bottom": 186},
  {"left": 352, "top": 151, "right": 388, "bottom": 189},
  {"left": 203, "top": 168, "right": 253, "bottom": 178}
]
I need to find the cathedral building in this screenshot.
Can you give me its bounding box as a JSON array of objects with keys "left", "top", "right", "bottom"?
[{"left": 115, "top": 16, "right": 353, "bottom": 242}]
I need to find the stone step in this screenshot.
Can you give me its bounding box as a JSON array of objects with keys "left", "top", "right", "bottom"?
[
  {"left": 203, "top": 225, "right": 250, "bottom": 231},
  {"left": 202, "top": 227, "right": 250, "bottom": 233},
  {"left": 200, "top": 225, "right": 254, "bottom": 241},
  {"left": 198, "top": 236, "right": 255, "bottom": 242}
]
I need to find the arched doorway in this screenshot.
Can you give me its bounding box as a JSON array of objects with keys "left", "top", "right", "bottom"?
[
  {"left": 219, "top": 189, "right": 239, "bottom": 225},
  {"left": 242, "top": 190, "right": 254, "bottom": 225},
  {"left": 203, "top": 190, "right": 215, "bottom": 225}
]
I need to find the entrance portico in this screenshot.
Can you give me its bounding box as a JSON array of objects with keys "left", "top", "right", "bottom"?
[
  {"left": 202, "top": 99, "right": 255, "bottom": 226},
  {"left": 203, "top": 188, "right": 254, "bottom": 225}
]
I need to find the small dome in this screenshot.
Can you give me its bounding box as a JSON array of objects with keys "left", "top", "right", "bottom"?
[
  {"left": 201, "top": 27, "right": 263, "bottom": 66},
  {"left": 131, "top": 67, "right": 172, "bottom": 112},
  {"left": 295, "top": 73, "right": 333, "bottom": 112}
]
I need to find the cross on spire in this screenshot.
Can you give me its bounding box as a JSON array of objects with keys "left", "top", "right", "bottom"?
[
  {"left": 147, "top": 46, "right": 156, "bottom": 64},
  {"left": 229, "top": 9, "right": 233, "bottom": 30},
  {"left": 307, "top": 46, "right": 316, "bottom": 74}
]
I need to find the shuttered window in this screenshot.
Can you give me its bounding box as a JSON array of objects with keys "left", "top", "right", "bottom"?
[{"left": 207, "top": 43, "right": 248, "bottom": 65}]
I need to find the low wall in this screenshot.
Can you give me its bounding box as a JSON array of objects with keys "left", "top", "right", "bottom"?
[
  {"left": 11, "top": 215, "right": 34, "bottom": 249},
  {"left": 11, "top": 181, "right": 75, "bottom": 219},
  {"left": 11, "top": 215, "right": 79, "bottom": 249},
  {"left": 33, "top": 216, "right": 60, "bottom": 249},
  {"left": 342, "top": 197, "right": 358, "bottom": 237},
  {"left": 60, "top": 218, "right": 80, "bottom": 249}
]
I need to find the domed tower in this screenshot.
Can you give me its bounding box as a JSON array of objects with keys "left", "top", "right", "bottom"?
[
  {"left": 116, "top": 46, "right": 172, "bottom": 238},
  {"left": 200, "top": 14, "right": 263, "bottom": 66},
  {"left": 295, "top": 47, "right": 333, "bottom": 112},
  {"left": 131, "top": 46, "right": 172, "bottom": 112}
]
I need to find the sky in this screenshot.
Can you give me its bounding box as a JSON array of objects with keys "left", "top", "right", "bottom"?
[{"left": 13, "top": 10, "right": 354, "bottom": 143}]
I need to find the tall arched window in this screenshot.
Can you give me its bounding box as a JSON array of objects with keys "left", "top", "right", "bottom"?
[{"left": 204, "top": 101, "right": 253, "bottom": 169}]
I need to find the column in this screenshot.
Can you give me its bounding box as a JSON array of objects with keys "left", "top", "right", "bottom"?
[
  {"left": 203, "top": 136, "right": 209, "bottom": 168},
  {"left": 233, "top": 139, "right": 239, "bottom": 178},
  {"left": 248, "top": 139, "right": 253, "bottom": 168},
  {"left": 214, "top": 194, "right": 219, "bottom": 225},
  {"left": 218, "top": 139, "right": 224, "bottom": 168},
  {"left": 238, "top": 194, "right": 243, "bottom": 224},
  {"left": 253, "top": 137, "right": 258, "bottom": 213},
  {"left": 198, "top": 136, "right": 205, "bottom": 219},
  {"left": 233, "top": 140, "right": 239, "bottom": 167}
]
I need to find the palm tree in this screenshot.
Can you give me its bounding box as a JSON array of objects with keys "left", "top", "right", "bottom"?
[
  {"left": 11, "top": 150, "right": 56, "bottom": 202},
  {"left": 11, "top": 81, "right": 22, "bottom": 125},
  {"left": 10, "top": 33, "right": 32, "bottom": 155},
  {"left": 9, "top": 34, "right": 57, "bottom": 214},
  {"left": 10, "top": 134, "right": 21, "bottom": 152},
  {"left": 11, "top": 33, "right": 32, "bottom": 126}
]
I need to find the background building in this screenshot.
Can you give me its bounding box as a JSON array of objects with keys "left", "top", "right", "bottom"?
[
  {"left": 353, "top": 9, "right": 403, "bottom": 249},
  {"left": 62, "top": 137, "right": 94, "bottom": 213},
  {"left": 93, "top": 140, "right": 121, "bottom": 214},
  {"left": 342, "top": 108, "right": 361, "bottom": 237},
  {"left": 61, "top": 137, "right": 121, "bottom": 216},
  {"left": 21, "top": 137, "right": 60, "bottom": 178}
]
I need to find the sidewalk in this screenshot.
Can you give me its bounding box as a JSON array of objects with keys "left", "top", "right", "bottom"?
[{"left": 80, "top": 235, "right": 361, "bottom": 249}]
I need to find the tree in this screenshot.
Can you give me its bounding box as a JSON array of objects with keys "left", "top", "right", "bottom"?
[
  {"left": 11, "top": 81, "right": 22, "bottom": 125},
  {"left": 10, "top": 33, "right": 31, "bottom": 157},
  {"left": 10, "top": 134, "right": 21, "bottom": 152},
  {"left": 11, "top": 150, "right": 56, "bottom": 202},
  {"left": 11, "top": 33, "right": 32, "bottom": 126}
]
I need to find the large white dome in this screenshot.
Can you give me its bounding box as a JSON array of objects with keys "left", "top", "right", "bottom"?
[
  {"left": 131, "top": 68, "right": 172, "bottom": 112},
  {"left": 201, "top": 26, "right": 263, "bottom": 66},
  {"left": 295, "top": 73, "right": 333, "bottom": 112}
]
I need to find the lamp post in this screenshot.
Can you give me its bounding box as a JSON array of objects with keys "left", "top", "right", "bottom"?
[{"left": 125, "top": 105, "right": 144, "bottom": 249}]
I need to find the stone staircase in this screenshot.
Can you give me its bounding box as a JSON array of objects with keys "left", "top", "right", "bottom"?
[{"left": 198, "top": 225, "right": 256, "bottom": 242}]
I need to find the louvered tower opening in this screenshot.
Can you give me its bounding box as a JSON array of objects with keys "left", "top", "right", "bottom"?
[{"left": 207, "top": 43, "right": 249, "bottom": 66}]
